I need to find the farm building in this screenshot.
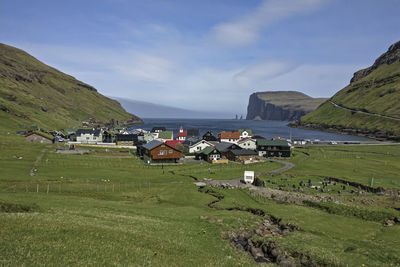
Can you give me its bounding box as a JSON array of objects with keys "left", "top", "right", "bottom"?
[
  {"left": 257, "top": 139, "right": 291, "bottom": 157},
  {"left": 195, "top": 146, "right": 222, "bottom": 162},
  {"left": 141, "top": 140, "right": 182, "bottom": 164},
  {"left": 226, "top": 149, "right": 258, "bottom": 162},
  {"left": 25, "top": 132, "right": 53, "bottom": 144}
]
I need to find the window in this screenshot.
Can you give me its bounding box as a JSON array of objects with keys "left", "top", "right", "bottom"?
[{"left": 169, "top": 150, "right": 173, "bottom": 154}]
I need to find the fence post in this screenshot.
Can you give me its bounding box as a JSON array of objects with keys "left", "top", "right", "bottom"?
[
  {"left": 47, "top": 184, "right": 49, "bottom": 194},
  {"left": 37, "top": 184, "right": 39, "bottom": 193},
  {"left": 113, "top": 184, "right": 115, "bottom": 192}
]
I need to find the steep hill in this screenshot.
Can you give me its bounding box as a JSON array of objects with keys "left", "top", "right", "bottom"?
[
  {"left": 0, "top": 43, "right": 142, "bottom": 131},
  {"left": 300, "top": 41, "right": 400, "bottom": 140},
  {"left": 246, "top": 91, "right": 327, "bottom": 121}
]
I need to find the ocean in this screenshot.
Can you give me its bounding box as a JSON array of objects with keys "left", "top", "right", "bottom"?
[{"left": 130, "top": 118, "right": 373, "bottom": 142}]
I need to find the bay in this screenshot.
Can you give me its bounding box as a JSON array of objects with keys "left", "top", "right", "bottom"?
[{"left": 132, "top": 118, "right": 373, "bottom": 142}]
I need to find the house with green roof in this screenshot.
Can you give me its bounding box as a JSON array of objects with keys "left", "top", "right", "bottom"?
[
  {"left": 157, "top": 131, "right": 174, "bottom": 142},
  {"left": 195, "top": 146, "right": 222, "bottom": 162},
  {"left": 238, "top": 129, "right": 253, "bottom": 139},
  {"left": 256, "top": 139, "right": 291, "bottom": 157}
]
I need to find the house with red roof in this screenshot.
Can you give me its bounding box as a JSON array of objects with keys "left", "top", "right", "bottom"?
[{"left": 218, "top": 131, "right": 240, "bottom": 144}]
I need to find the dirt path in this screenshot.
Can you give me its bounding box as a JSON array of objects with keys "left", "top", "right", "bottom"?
[{"left": 30, "top": 148, "right": 47, "bottom": 176}]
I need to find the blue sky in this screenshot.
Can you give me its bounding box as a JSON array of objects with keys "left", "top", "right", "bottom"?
[{"left": 1, "top": 0, "right": 399, "bottom": 115}]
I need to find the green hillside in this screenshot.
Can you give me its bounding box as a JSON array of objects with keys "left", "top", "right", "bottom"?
[
  {"left": 300, "top": 41, "right": 400, "bottom": 139},
  {"left": 0, "top": 43, "right": 142, "bottom": 131}
]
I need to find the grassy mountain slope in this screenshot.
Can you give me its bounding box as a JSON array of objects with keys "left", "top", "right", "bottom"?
[
  {"left": 301, "top": 41, "right": 400, "bottom": 139},
  {"left": 0, "top": 43, "right": 142, "bottom": 131}
]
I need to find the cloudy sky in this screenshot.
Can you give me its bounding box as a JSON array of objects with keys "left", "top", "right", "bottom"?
[{"left": 1, "top": 0, "right": 399, "bottom": 115}]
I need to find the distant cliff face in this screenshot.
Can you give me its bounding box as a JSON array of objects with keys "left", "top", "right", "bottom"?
[{"left": 246, "top": 91, "right": 327, "bottom": 121}]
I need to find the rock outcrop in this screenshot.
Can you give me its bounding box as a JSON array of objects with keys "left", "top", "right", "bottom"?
[{"left": 246, "top": 91, "right": 327, "bottom": 121}]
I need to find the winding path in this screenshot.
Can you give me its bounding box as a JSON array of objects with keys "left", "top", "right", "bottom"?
[{"left": 329, "top": 100, "right": 400, "bottom": 121}]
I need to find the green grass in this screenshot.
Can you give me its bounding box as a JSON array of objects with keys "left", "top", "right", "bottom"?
[{"left": 1, "top": 133, "right": 400, "bottom": 266}]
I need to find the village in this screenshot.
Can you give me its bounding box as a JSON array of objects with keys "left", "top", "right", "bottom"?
[{"left": 21, "top": 125, "right": 292, "bottom": 165}]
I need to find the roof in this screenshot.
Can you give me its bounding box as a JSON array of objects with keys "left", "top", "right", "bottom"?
[
  {"left": 115, "top": 134, "right": 136, "bottom": 141},
  {"left": 202, "top": 131, "right": 218, "bottom": 141},
  {"left": 219, "top": 131, "right": 240, "bottom": 139},
  {"left": 25, "top": 131, "right": 54, "bottom": 140},
  {"left": 151, "top": 127, "right": 166, "bottom": 132},
  {"left": 257, "top": 139, "right": 289, "bottom": 147},
  {"left": 165, "top": 140, "right": 183, "bottom": 146},
  {"left": 215, "top": 142, "right": 240, "bottom": 152},
  {"left": 230, "top": 149, "right": 257, "bottom": 156},
  {"left": 183, "top": 137, "right": 202, "bottom": 146},
  {"left": 158, "top": 131, "right": 173, "bottom": 139},
  {"left": 196, "top": 146, "right": 220, "bottom": 155},
  {"left": 238, "top": 129, "right": 253, "bottom": 136},
  {"left": 237, "top": 137, "right": 255, "bottom": 144},
  {"left": 142, "top": 140, "right": 163, "bottom": 150},
  {"left": 187, "top": 129, "right": 200, "bottom": 136}
]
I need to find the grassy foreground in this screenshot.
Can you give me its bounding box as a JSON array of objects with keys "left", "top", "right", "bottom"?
[{"left": 1, "top": 133, "right": 400, "bottom": 266}]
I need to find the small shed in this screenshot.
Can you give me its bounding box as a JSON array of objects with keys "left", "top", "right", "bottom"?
[{"left": 244, "top": 171, "right": 255, "bottom": 184}]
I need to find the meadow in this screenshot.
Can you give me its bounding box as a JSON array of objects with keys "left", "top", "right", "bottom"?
[{"left": 1, "top": 133, "right": 400, "bottom": 266}]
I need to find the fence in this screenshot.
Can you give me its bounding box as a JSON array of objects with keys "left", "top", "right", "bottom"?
[{"left": 0, "top": 181, "right": 183, "bottom": 194}]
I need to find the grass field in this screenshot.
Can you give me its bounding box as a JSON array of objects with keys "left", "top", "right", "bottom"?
[{"left": 1, "top": 133, "right": 400, "bottom": 266}]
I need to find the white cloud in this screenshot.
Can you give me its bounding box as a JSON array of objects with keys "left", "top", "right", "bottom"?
[{"left": 211, "top": 0, "right": 328, "bottom": 47}]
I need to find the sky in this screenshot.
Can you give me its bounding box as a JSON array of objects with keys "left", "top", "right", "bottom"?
[{"left": 1, "top": 0, "right": 399, "bottom": 116}]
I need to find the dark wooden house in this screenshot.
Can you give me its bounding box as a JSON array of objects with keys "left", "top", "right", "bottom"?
[
  {"left": 115, "top": 134, "right": 137, "bottom": 146},
  {"left": 195, "top": 146, "right": 222, "bottom": 162},
  {"left": 256, "top": 139, "right": 291, "bottom": 157},
  {"left": 141, "top": 140, "right": 182, "bottom": 164},
  {"left": 226, "top": 149, "right": 258, "bottom": 162},
  {"left": 202, "top": 131, "right": 218, "bottom": 142}
]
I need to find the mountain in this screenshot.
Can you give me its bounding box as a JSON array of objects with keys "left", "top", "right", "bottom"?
[
  {"left": 299, "top": 41, "right": 400, "bottom": 140},
  {"left": 114, "top": 97, "right": 232, "bottom": 119},
  {"left": 0, "top": 43, "right": 142, "bottom": 131},
  {"left": 246, "top": 91, "right": 327, "bottom": 121}
]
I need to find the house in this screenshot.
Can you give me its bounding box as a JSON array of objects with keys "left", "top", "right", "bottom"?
[
  {"left": 176, "top": 126, "right": 187, "bottom": 141},
  {"left": 102, "top": 131, "right": 115, "bottom": 143},
  {"left": 237, "top": 137, "right": 257, "bottom": 150},
  {"left": 76, "top": 129, "right": 102, "bottom": 144},
  {"left": 187, "top": 128, "right": 200, "bottom": 138},
  {"left": 256, "top": 139, "right": 291, "bottom": 157},
  {"left": 151, "top": 127, "right": 166, "bottom": 139},
  {"left": 151, "top": 127, "right": 166, "bottom": 133},
  {"left": 195, "top": 146, "right": 222, "bottom": 162},
  {"left": 238, "top": 129, "right": 253, "bottom": 139},
  {"left": 141, "top": 140, "right": 182, "bottom": 164},
  {"left": 219, "top": 131, "right": 240, "bottom": 143},
  {"left": 183, "top": 138, "right": 213, "bottom": 153},
  {"left": 158, "top": 131, "right": 174, "bottom": 142},
  {"left": 115, "top": 134, "right": 136, "bottom": 146},
  {"left": 293, "top": 139, "right": 307, "bottom": 145},
  {"left": 25, "top": 132, "right": 53, "bottom": 144},
  {"left": 165, "top": 140, "right": 184, "bottom": 151},
  {"left": 202, "top": 131, "right": 218, "bottom": 142},
  {"left": 140, "top": 132, "right": 155, "bottom": 144},
  {"left": 226, "top": 149, "right": 258, "bottom": 162}
]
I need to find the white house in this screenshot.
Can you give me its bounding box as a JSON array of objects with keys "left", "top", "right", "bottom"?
[
  {"left": 76, "top": 129, "right": 102, "bottom": 144},
  {"left": 219, "top": 131, "right": 240, "bottom": 144},
  {"left": 183, "top": 138, "right": 213, "bottom": 153},
  {"left": 237, "top": 137, "right": 257, "bottom": 150}
]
